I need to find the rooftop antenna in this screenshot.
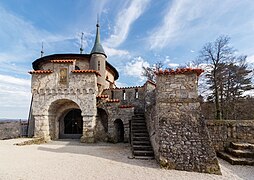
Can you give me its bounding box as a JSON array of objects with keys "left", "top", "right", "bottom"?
[
  {"left": 97, "top": 13, "right": 99, "bottom": 26},
  {"left": 40, "top": 42, "right": 44, "bottom": 57},
  {"left": 80, "top": 32, "right": 84, "bottom": 54}
]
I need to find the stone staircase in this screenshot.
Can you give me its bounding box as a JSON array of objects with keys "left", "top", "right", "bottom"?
[
  {"left": 130, "top": 113, "right": 154, "bottom": 159},
  {"left": 217, "top": 142, "right": 254, "bottom": 165}
]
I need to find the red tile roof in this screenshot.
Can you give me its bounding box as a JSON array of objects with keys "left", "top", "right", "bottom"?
[
  {"left": 106, "top": 99, "right": 120, "bottom": 103},
  {"left": 104, "top": 85, "right": 143, "bottom": 90},
  {"left": 29, "top": 70, "right": 53, "bottom": 74},
  {"left": 71, "top": 70, "right": 101, "bottom": 76},
  {"left": 155, "top": 68, "right": 204, "bottom": 76},
  {"left": 97, "top": 95, "right": 109, "bottom": 98},
  {"left": 51, "top": 60, "right": 75, "bottom": 63}
]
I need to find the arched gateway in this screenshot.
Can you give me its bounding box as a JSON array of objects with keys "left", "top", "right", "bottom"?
[{"left": 48, "top": 99, "right": 83, "bottom": 140}]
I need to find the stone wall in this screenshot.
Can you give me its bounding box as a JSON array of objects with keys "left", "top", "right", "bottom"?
[
  {"left": 0, "top": 121, "right": 27, "bottom": 140},
  {"left": 206, "top": 120, "right": 254, "bottom": 151},
  {"left": 30, "top": 63, "right": 98, "bottom": 142},
  {"left": 152, "top": 70, "right": 221, "bottom": 174},
  {"left": 97, "top": 101, "right": 134, "bottom": 143},
  {"left": 144, "top": 81, "right": 158, "bottom": 158},
  {"left": 103, "top": 87, "right": 145, "bottom": 113}
]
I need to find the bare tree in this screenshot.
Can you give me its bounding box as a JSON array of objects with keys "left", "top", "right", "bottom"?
[
  {"left": 142, "top": 61, "right": 164, "bottom": 82},
  {"left": 198, "top": 35, "right": 253, "bottom": 119}
]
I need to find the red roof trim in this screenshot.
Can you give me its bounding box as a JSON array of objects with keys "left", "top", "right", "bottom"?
[
  {"left": 50, "top": 60, "right": 75, "bottom": 63},
  {"left": 146, "top": 80, "right": 156, "bottom": 86},
  {"left": 71, "top": 70, "right": 101, "bottom": 76},
  {"left": 104, "top": 85, "right": 143, "bottom": 90},
  {"left": 106, "top": 99, "right": 120, "bottom": 103},
  {"left": 155, "top": 68, "right": 204, "bottom": 76},
  {"left": 29, "top": 70, "right": 53, "bottom": 74},
  {"left": 97, "top": 95, "right": 109, "bottom": 98}
]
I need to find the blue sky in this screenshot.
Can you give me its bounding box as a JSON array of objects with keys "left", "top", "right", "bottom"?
[{"left": 0, "top": 0, "right": 254, "bottom": 119}]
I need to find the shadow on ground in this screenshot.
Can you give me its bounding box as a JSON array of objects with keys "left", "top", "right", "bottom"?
[
  {"left": 217, "top": 158, "right": 254, "bottom": 180},
  {"left": 37, "top": 139, "right": 159, "bottom": 169}
]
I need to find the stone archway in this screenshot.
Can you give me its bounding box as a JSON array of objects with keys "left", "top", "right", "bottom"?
[
  {"left": 48, "top": 99, "right": 82, "bottom": 140},
  {"left": 95, "top": 108, "right": 108, "bottom": 141},
  {"left": 114, "top": 119, "right": 124, "bottom": 142},
  {"left": 60, "top": 109, "right": 83, "bottom": 139}
]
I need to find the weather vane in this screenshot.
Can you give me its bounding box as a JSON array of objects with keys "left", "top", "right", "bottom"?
[
  {"left": 41, "top": 42, "right": 44, "bottom": 57},
  {"left": 80, "top": 32, "right": 84, "bottom": 54}
]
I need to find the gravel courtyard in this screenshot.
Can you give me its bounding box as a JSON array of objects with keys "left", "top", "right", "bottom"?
[{"left": 0, "top": 138, "right": 253, "bottom": 180}]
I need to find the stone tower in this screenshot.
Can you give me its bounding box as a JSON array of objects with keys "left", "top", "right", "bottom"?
[{"left": 90, "top": 23, "right": 107, "bottom": 93}]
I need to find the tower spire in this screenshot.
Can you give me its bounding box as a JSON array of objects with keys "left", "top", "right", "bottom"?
[{"left": 90, "top": 16, "right": 106, "bottom": 57}]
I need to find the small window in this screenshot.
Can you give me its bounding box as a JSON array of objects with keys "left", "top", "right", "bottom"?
[
  {"left": 123, "top": 90, "right": 126, "bottom": 100},
  {"left": 75, "top": 66, "right": 80, "bottom": 70},
  {"left": 135, "top": 89, "right": 138, "bottom": 99},
  {"left": 98, "top": 61, "right": 100, "bottom": 71},
  {"left": 111, "top": 90, "right": 114, "bottom": 99}
]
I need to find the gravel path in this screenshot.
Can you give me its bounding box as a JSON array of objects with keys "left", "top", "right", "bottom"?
[{"left": 0, "top": 138, "right": 253, "bottom": 180}]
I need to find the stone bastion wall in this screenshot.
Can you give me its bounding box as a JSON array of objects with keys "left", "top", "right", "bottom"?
[
  {"left": 146, "top": 69, "right": 221, "bottom": 174},
  {"left": 0, "top": 121, "right": 27, "bottom": 140},
  {"left": 206, "top": 120, "right": 254, "bottom": 151}
]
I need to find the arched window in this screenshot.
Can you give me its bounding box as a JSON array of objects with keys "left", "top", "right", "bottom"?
[
  {"left": 135, "top": 89, "right": 138, "bottom": 99},
  {"left": 98, "top": 61, "right": 100, "bottom": 71},
  {"left": 114, "top": 119, "right": 124, "bottom": 142},
  {"left": 111, "top": 90, "right": 114, "bottom": 99},
  {"left": 123, "top": 90, "right": 126, "bottom": 100}
]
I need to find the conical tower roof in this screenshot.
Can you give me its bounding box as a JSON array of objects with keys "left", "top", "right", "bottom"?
[{"left": 91, "top": 23, "right": 107, "bottom": 57}]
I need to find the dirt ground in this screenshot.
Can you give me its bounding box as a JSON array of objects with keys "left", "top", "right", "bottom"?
[{"left": 0, "top": 138, "right": 253, "bottom": 180}]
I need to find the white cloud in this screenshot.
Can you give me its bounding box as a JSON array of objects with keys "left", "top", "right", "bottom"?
[
  {"left": 105, "top": 0, "right": 150, "bottom": 47},
  {"left": 149, "top": 0, "right": 194, "bottom": 49},
  {"left": 148, "top": 0, "right": 254, "bottom": 50},
  {"left": 168, "top": 63, "right": 179, "bottom": 68},
  {"left": 247, "top": 55, "right": 254, "bottom": 64},
  {"left": 123, "top": 56, "right": 150, "bottom": 82},
  {"left": 115, "top": 81, "right": 129, "bottom": 88},
  {"left": 0, "top": 74, "right": 31, "bottom": 119},
  {"left": 104, "top": 46, "right": 129, "bottom": 57}
]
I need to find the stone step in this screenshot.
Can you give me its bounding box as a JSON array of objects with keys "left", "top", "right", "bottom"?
[
  {"left": 226, "top": 147, "right": 254, "bottom": 158},
  {"left": 131, "top": 114, "right": 154, "bottom": 160},
  {"left": 133, "top": 150, "right": 154, "bottom": 156},
  {"left": 230, "top": 142, "right": 254, "bottom": 151},
  {"left": 132, "top": 132, "right": 149, "bottom": 137},
  {"left": 132, "top": 121, "right": 145, "bottom": 124},
  {"left": 132, "top": 117, "right": 145, "bottom": 119},
  {"left": 132, "top": 140, "right": 151, "bottom": 145},
  {"left": 133, "top": 113, "right": 144, "bottom": 116},
  {"left": 133, "top": 145, "right": 153, "bottom": 151},
  {"left": 132, "top": 127, "right": 147, "bottom": 131},
  {"left": 133, "top": 156, "right": 154, "bottom": 160},
  {"left": 133, "top": 137, "right": 150, "bottom": 141},
  {"left": 132, "top": 130, "right": 148, "bottom": 133},
  {"left": 132, "top": 124, "right": 146, "bottom": 127},
  {"left": 132, "top": 119, "right": 145, "bottom": 123},
  {"left": 217, "top": 151, "right": 254, "bottom": 166}
]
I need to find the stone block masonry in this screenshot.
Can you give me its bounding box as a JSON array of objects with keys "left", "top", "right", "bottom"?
[
  {"left": 0, "top": 121, "right": 28, "bottom": 140},
  {"left": 206, "top": 120, "right": 254, "bottom": 151},
  {"left": 154, "top": 69, "right": 221, "bottom": 174}
]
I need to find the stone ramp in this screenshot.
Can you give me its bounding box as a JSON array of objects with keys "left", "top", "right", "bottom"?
[{"left": 217, "top": 142, "right": 254, "bottom": 165}]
